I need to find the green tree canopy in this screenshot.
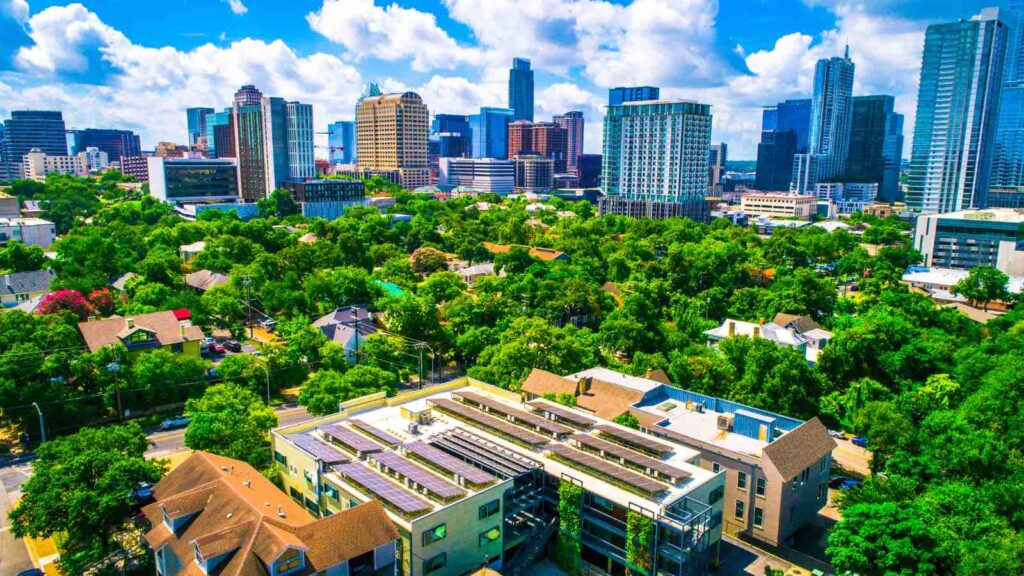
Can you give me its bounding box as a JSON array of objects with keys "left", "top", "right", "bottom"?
[{"left": 184, "top": 383, "right": 277, "bottom": 468}]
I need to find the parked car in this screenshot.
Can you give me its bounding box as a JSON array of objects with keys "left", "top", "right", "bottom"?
[
  {"left": 828, "top": 429, "right": 846, "bottom": 439},
  {"left": 17, "top": 570, "right": 44, "bottom": 576},
  {"left": 134, "top": 482, "right": 154, "bottom": 502},
  {"left": 828, "top": 475, "right": 848, "bottom": 488},
  {"left": 259, "top": 317, "right": 276, "bottom": 332},
  {"left": 223, "top": 339, "right": 242, "bottom": 352},
  {"left": 838, "top": 479, "right": 862, "bottom": 491},
  {"left": 851, "top": 436, "right": 869, "bottom": 448},
  {"left": 207, "top": 342, "right": 226, "bottom": 355},
  {"left": 160, "top": 415, "right": 191, "bottom": 431}
]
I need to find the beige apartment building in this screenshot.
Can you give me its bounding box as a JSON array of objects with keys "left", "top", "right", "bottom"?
[
  {"left": 740, "top": 192, "right": 817, "bottom": 220},
  {"left": 356, "top": 92, "right": 430, "bottom": 190}
]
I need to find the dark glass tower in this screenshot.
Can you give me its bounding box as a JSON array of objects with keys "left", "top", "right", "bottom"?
[{"left": 508, "top": 58, "right": 534, "bottom": 122}]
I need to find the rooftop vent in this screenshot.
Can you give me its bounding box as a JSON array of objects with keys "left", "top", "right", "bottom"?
[{"left": 277, "top": 505, "right": 286, "bottom": 518}]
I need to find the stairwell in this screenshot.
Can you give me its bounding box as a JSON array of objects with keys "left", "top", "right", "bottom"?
[{"left": 505, "top": 516, "right": 560, "bottom": 576}]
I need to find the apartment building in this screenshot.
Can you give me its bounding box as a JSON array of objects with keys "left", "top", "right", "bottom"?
[
  {"left": 22, "top": 148, "right": 86, "bottom": 181},
  {"left": 356, "top": 92, "right": 430, "bottom": 190},
  {"left": 914, "top": 208, "right": 1024, "bottom": 274},
  {"left": 273, "top": 379, "right": 724, "bottom": 576},
  {"left": 740, "top": 192, "right": 817, "bottom": 220}
]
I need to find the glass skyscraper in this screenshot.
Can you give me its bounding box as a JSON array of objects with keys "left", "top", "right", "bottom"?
[
  {"left": 508, "top": 58, "right": 534, "bottom": 122},
  {"left": 231, "top": 85, "right": 314, "bottom": 200},
  {"left": 608, "top": 86, "right": 660, "bottom": 106},
  {"left": 847, "top": 95, "right": 905, "bottom": 202},
  {"left": 755, "top": 99, "right": 810, "bottom": 191},
  {"left": 205, "top": 110, "right": 232, "bottom": 159},
  {"left": 991, "top": 1, "right": 1024, "bottom": 190},
  {"left": 2, "top": 110, "right": 67, "bottom": 179},
  {"left": 431, "top": 115, "right": 471, "bottom": 159},
  {"left": 327, "top": 121, "right": 357, "bottom": 165},
  {"left": 907, "top": 8, "right": 1009, "bottom": 213},
  {"left": 186, "top": 107, "right": 214, "bottom": 147},
  {"left": 469, "top": 107, "right": 514, "bottom": 159},
  {"left": 792, "top": 49, "right": 855, "bottom": 192},
  {"left": 68, "top": 128, "right": 142, "bottom": 160}
]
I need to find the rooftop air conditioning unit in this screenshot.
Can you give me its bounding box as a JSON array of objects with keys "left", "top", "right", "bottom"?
[{"left": 717, "top": 414, "right": 734, "bottom": 431}]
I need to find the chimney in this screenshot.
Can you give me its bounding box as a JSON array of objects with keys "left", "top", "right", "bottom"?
[
  {"left": 753, "top": 325, "right": 760, "bottom": 339},
  {"left": 229, "top": 465, "right": 234, "bottom": 475},
  {"left": 125, "top": 317, "right": 134, "bottom": 328},
  {"left": 277, "top": 505, "right": 286, "bottom": 518},
  {"left": 728, "top": 321, "right": 735, "bottom": 337}
]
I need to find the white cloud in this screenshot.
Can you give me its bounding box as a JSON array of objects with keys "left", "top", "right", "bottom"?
[
  {"left": 535, "top": 82, "right": 606, "bottom": 153},
  {"left": 2, "top": 0, "right": 29, "bottom": 25},
  {"left": 14, "top": 3, "right": 129, "bottom": 73},
  {"left": 223, "top": 0, "right": 248, "bottom": 15}
]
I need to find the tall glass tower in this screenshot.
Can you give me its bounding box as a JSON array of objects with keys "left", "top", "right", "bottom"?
[
  {"left": 907, "top": 8, "right": 1009, "bottom": 213},
  {"left": 327, "top": 121, "right": 357, "bottom": 165},
  {"left": 469, "top": 108, "right": 514, "bottom": 159},
  {"left": 991, "top": 1, "right": 1024, "bottom": 190},
  {"left": 808, "top": 48, "right": 855, "bottom": 181},
  {"left": 508, "top": 58, "right": 534, "bottom": 122},
  {"left": 186, "top": 107, "right": 214, "bottom": 147}
]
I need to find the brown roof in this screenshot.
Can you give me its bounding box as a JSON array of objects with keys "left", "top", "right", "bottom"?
[
  {"left": 772, "top": 313, "right": 821, "bottom": 334},
  {"left": 646, "top": 369, "right": 672, "bottom": 385},
  {"left": 575, "top": 378, "right": 645, "bottom": 420},
  {"left": 762, "top": 417, "right": 837, "bottom": 480},
  {"left": 142, "top": 452, "right": 399, "bottom": 576},
  {"left": 482, "top": 242, "right": 568, "bottom": 262},
  {"left": 78, "top": 311, "right": 205, "bottom": 353},
  {"left": 521, "top": 368, "right": 576, "bottom": 396},
  {"left": 185, "top": 270, "right": 230, "bottom": 292}
]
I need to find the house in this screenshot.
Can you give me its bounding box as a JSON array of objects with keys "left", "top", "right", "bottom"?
[
  {"left": 179, "top": 240, "right": 206, "bottom": 261},
  {"left": 143, "top": 451, "right": 400, "bottom": 576},
  {"left": 78, "top": 310, "right": 205, "bottom": 356},
  {"left": 312, "top": 306, "right": 377, "bottom": 365},
  {"left": 1, "top": 269, "right": 55, "bottom": 308},
  {"left": 185, "top": 270, "right": 231, "bottom": 292},
  {"left": 704, "top": 314, "right": 833, "bottom": 365},
  {"left": 482, "top": 242, "right": 569, "bottom": 263},
  {"left": 454, "top": 262, "right": 499, "bottom": 287},
  {"left": 110, "top": 272, "right": 137, "bottom": 292}
]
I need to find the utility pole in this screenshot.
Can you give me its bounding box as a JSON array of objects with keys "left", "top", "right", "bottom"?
[
  {"left": 107, "top": 362, "right": 123, "bottom": 420},
  {"left": 31, "top": 402, "right": 45, "bottom": 443},
  {"left": 244, "top": 275, "right": 253, "bottom": 339},
  {"left": 256, "top": 363, "right": 271, "bottom": 405}
]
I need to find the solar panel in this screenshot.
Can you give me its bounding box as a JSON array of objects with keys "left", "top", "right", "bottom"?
[
  {"left": 571, "top": 433, "right": 690, "bottom": 482},
  {"left": 320, "top": 424, "right": 385, "bottom": 454},
  {"left": 594, "top": 424, "right": 673, "bottom": 456},
  {"left": 527, "top": 399, "right": 597, "bottom": 428},
  {"left": 453, "top": 391, "right": 574, "bottom": 437},
  {"left": 351, "top": 420, "right": 403, "bottom": 446},
  {"left": 332, "top": 462, "right": 432, "bottom": 516},
  {"left": 432, "top": 429, "right": 541, "bottom": 477},
  {"left": 428, "top": 398, "right": 550, "bottom": 446},
  {"left": 547, "top": 443, "right": 668, "bottom": 496},
  {"left": 371, "top": 451, "right": 466, "bottom": 500},
  {"left": 402, "top": 441, "right": 496, "bottom": 486},
  {"left": 286, "top": 433, "right": 350, "bottom": 464}
]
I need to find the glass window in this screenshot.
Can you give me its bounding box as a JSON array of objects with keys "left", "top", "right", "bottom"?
[
  {"left": 276, "top": 556, "right": 303, "bottom": 574},
  {"left": 479, "top": 526, "right": 500, "bottom": 547},
  {"left": 756, "top": 478, "right": 766, "bottom": 497},
  {"left": 274, "top": 452, "right": 287, "bottom": 465},
  {"left": 423, "top": 553, "right": 447, "bottom": 574},
  {"left": 422, "top": 524, "right": 447, "bottom": 546},
  {"left": 734, "top": 500, "right": 745, "bottom": 519},
  {"left": 708, "top": 486, "right": 724, "bottom": 505},
  {"left": 711, "top": 462, "right": 721, "bottom": 473},
  {"left": 323, "top": 484, "right": 339, "bottom": 501},
  {"left": 754, "top": 507, "right": 764, "bottom": 528},
  {"left": 479, "top": 499, "right": 500, "bottom": 519},
  {"left": 737, "top": 471, "right": 747, "bottom": 490}
]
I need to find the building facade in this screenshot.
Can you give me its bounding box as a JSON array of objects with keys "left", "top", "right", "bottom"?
[
  {"left": 608, "top": 86, "right": 661, "bottom": 106},
  {"left": 282, "top": 179, "right": 368, "bottom": 220},
  {"left": 431, "top": 115, "right": 471, "bottom": 160},
  {"left": 914, "top": 208, "right": 1024, "bottom": 274},
  {"left": 553, "top": 111, "right": 585, "bottom": 175},
  {"left": 147, "top": 157, "right": 240, "bottom": 204},
  {"left": 708, "top": 143, "right": 728, "bottom": 191},
  {"left": 508, "top": 121, "right": 569, "bottom": 173},
  {"left": 578, "top": 154, "right": 602, "bottom": 188},
  {"left": 807, "top": 49, "right": 855, "bottom": 183},
  {"left": 740, "top": 192, "right": 817, "bottom": 220},
  {"left": 992, "top": 1, "right": 1024, "bottom": 190},
  {"left": 204, "top": 110, "right": 233, "bottom": 159},
  {"left": 2, "top": 111, "right": 67, "bottom": 177},
  {"left": 755, "top": 130, "right": 798, "bottom": 192},
  {"left": 77, "top": 147, "right": 109, "bottom": 172},
  {"left": 68, "top": 128, "right": 141, "bottom": 160},
  {"left": 847, "top": 96, "right": 905, "bottom": 202},
  {"left": 601, "top": 99, "right": 713, "bottom": 221},
  {"left": 469, "top": 107, "right": 514, "bottom": 159},
  {"left": 814, "top": 182, "right": 878, "bottom": 214},
  {"left": 231, "top": 85, "right": 315, "bottom": 199},
  {"left": 357, "top": 92, "right": 430, "bottom": 190},
  {"left": 0, "top": 217, "right": 55, "bottom": 249},
  {"left": 185, "top": 107, "right": 214, "bottom": 147},
  {"left": 907, "top": 8, "right": 1009, "bottom": 214},
  {"left": 328, "top": 120, "right": 357, "bottom": 166},
  {"left": 22, "top": 149, "right": 85, "bottom": 180},
  {"left": 513, "top": 155, "right": 554, "bottom": 192},
  {"left": 119, "top": 156, "right": 150, "bottom": 182},
  {"left": 438, "top": 158, "right": 515, "bottom": 195},
  {"left": 285, "top": 101, "right": 315, "bottom": 181},
  {"left": 508, "top": 58, "right": 535, "bottom": 122}
]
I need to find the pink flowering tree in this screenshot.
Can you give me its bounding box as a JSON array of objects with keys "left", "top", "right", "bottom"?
[{"left": 38, "top": 290, "right": 93, "bottom": 321}]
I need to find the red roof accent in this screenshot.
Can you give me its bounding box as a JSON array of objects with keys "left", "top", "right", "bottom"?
[{"left": 172, "top": 309, "right": 192, "bottom": 320}]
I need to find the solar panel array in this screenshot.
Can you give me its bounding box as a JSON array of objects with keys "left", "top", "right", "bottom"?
[
  {"left": 571, "top": 433, "right": 691, "bottom": 482},
  {"left": 594, "top": 424, "right": 674, "bottom": 456},
  {"left": 351, "top": 420, "right": 403, "bottom": 446},
  {"left": 454, "top": 392, "right": 574, "bottom": 437},
  {"left": 429, "top": 398, "right": 550, "bottom": 446},
  {"left": 286, "top": 433, "right": 350, "bottom": 464},
  {"left": 333, "top": 462, "right": 432, "bottom": 516},
  {"left": 527, "top": 399, "right": 597, "bottom": 428},
  {"left": 547, "top": 443, "right": 668, "bottom": 496},
  {"left": 431, "top": 429, "right": 541, "bottom": 478},
  {"left": 402, "top": 441, "right": 496, "bottom": 486},
  {"left": 320, "top": 424, "right": 385, "bottom": 454},
  {"left": 371, "top": 451, "right": 467, "bottom": 500}
]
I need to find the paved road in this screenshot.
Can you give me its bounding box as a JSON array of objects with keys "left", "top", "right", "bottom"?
[
  {"left": 146, "top": 404, "right": 312, "bottom": 458},
  {"left": 0, "top": 465, "right": 34, "bottom": 575}
]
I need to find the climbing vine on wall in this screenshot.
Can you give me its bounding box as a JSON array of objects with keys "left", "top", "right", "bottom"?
[
  {"left": 556, "top": 481, "right": 583, "bottom": 574},
  {"left": 626, "top": 511, "right": 654, "bottom": 575}
]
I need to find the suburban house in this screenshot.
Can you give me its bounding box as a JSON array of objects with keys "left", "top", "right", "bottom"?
[
  {"left": 110, "top": 271, "right": 138, "bottom": 292},
  {"left": 521, "top": 367, "right": 837, "bottom": 548},
  {"left": 482, "top": 242, "right": 569, "bottom": 263},
  {"left": 78, "top": 310, "right": 205, "bottom": 356},
  {"left": 185, "top": 270, "right": 231, "bottom": 292},
  {"left": 143, "top": 451, "right": 400, "bottom": 576},
  {"left": 0, "top": 269, "right": 55, "bottom": 308},
  {"left": 704, "top": 314, "right": 833, "bottom": 364},
  {"left": 312, "top": 306, "right": 377, "bottom": 365},
  {"left": 179, "top": 240, "right": 206, "bottom": 261}
]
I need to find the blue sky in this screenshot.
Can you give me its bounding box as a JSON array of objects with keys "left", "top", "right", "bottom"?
[{"left": 0, "top": 0, "right": 999, "bottom": 158}]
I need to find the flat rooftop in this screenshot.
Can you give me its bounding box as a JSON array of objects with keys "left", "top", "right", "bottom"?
[
  {"left": 903, "top": 267, "right": 1024, "bottom": 294},
  {"left": 929, "top": 208, "right": 1024, "bottom": 224}
]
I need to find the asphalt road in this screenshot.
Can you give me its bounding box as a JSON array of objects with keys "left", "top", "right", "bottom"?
[
  {"left": 145, "top": 404, "right": 312, "bottom": 458},
  {"left": 0, "top": 464, "right": 35, "bottom": 575}
]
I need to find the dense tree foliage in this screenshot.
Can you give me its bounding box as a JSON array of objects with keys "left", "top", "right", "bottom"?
[{"left": 183, "top": 383, "right": 277, "bottom": 468}]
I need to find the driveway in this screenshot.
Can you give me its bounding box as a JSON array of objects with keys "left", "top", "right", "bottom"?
[
  {"left": 831, "top": 438, "right": 871, "bottom": 477},
  {"left": 0, "top": 467, "right": 34, "bottom": 575},
  {"left": 716, "top": 537, "right": 792, "bottom": 575}
]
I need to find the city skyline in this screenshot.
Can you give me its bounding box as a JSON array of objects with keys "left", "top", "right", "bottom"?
[{"left": 0, "top": 0, "right": 1000, "bottom": 160}]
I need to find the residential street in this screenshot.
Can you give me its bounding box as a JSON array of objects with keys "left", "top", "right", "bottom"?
[{"left": 0, "top": 463, "right": 35, "bottom": 576}]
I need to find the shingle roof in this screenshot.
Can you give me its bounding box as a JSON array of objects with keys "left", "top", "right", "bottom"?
[
  {"left": 762, "top": 417, "right": 837, "bottom": 480},
  {"left": 521, "top": 368, "right": 576, "bottom": 396},
  {"left": 312, "top": 306, "right": 376, "bottom": 345},
  {"left": 185, "top": 270, "right": 230, "bottom": 292},
  {"left": 482, "top": 242, "right": 569, "bottom": 262},
  {"left": 78, "top": 311, "right": 205, "bottom": 352},
  {"left": 0, "top": 269, "right": 55, "bottom": 296},
  {"left": 576, "top": 378, "right": 645, "bottom": 420}
]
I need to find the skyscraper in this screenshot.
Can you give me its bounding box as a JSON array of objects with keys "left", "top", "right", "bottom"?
[
  {"left": 3, "top": 111, "right": 67, "bottom": 174},
  {"left": 608, "top": 87, "right": 660, "bottom": 106},
  {"left": 186, "top": 107, "right": 215, "bottom": 147},
  {"left": 991, "top": 1, "right": 1024, "bottom": 190},
  {"left": 756, "top": 99, "right": 811, "bottom": 192},
  {"left": 553, "top": 111, "right": 584, "bottom": 175},
  {"left": 356, "top": 92, "right": 430, "bottom": 189},
  {"left": 507, "top": 121, "right": 569, "bottom": 173},
  {"left": 205, "top": 110, "right": 233, "bottom": 159},
  {"left": 231, "top": 85, "right": 314, "bottom": 200},
  {"left": 792, "top": 48, "right": 855, "bottom": 192},
  {"left": 469, "top": 107, "right": 514, "bottom": 159},
  {"left": 907, "top": 8, "right": 1009, "bottom": 213},
  {"left": 709, "top": 143, "right": 728, "bottom": 189},
  {"left": 285, "top": 102, "right": 315, "bottom": 182},
  {"left": 847, "top": 96, "right": 904, "bottom": 202},
  {"left": 601, "top": 99, "right": 713, "bottom": 221},
  {"left": 327, "top": 121, "right": 357, "bottom": 165},
  {"left": 431, "top": 115, "right": 470, "bottom": 159},
  {"left": 762, "top": 99, "right": 812, "bottom": 153},
  {"left": 508, "top": 58, "right": 534, "bottom": 122},
  {"left": 68, "top": 128, "right": 142, "bottom": 160}
]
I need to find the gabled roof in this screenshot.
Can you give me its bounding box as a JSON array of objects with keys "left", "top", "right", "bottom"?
[
  {"left": 521, "top": 368, "right": 576, "bottom": 396},
  {"left": 762, "top": 417, "right": 837, "bottom": 480},
  {"left": 312, "top": 306, "right": 376, "bottom": 346},
  {"left": 576, "top": 378, "right": 645, "bottom": 420},
  {"left": 482, "top": 242, "right": 569, "bottom": 262},
  {"left": 185, "top": 270, "right": 230, "bottom": 292},
  {"left": 0, "top": 269, "right": 55, "bottom": 296},
  {"left": 142, "top": 452, "right": 399, "bottom": 576},
  {"left": 78, "top": 311, "right": 205, "bottom": 352},
  {"left": 772, "top": 313, "right": 821, "bottom": 334}
]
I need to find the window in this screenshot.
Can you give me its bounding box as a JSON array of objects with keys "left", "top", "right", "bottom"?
[
  {"left": 171, "top": 343, "right": 183, "bottom": 353},
  {"left": 274, "top": 452, "right": 288, "bottom": 465},
  {"left": 817, "top": 481, "right": 827, "bottom": 500},
  {"left": 479, "top": 526, "right": 500, "bottom": 547},
  {"left": 708, "top": 486, "right": 724, "bottom": 505},
  {"left": 422, "top": 524, "right": 447, "bottom": 546},
  {"left": 711, "top": 462, "right": 721, "bottom": 473},
  {"left": 753, "top": 507, "right": 764, "bottom": 528},
  {"left": 479, "top": 499, "right": 500, "bottom": 519},
  {"left": 276, "top": 554, "right": 303, "bottom": 574},
  {"left": 755, "top": 478, "right": 766, "bottom": 497},
  {"left": 289, "top": 487, "right": 302, "bottom": 502},
  {"left": 734, "top": 500, "right": 745, "bottom": 519},
  {"left": 737, "top": 471, "right": 747, "bottom": 490},
  {"left": 820, "top": 456, "right": 828, "bottom": 473},
  {"left": 304, "top": 470, "right": 313, "bottom": 484},
  {"left": 801, "top": 467, "right": 810, "bottom": 483},
  {"left": 423, "top": 553, "right": 447, "bottom": 575},
  {"left": 323, "top": 484, "right": 339, "bottom": 501}
]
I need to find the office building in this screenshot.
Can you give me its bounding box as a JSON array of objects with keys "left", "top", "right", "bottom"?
[
  {"left": 77, "top": 147, "right": 109, "bottom": 172},
  {"left": 791, "top": 49, "right": 855, "bottom": 192},
  {"left": 987, "top": 188, "right": 1024, "bottom": 208},
  {"left": 608, "top": 86, "right": 660, "bottom": 106},
  {"left": 907, "top": 8, "right": 1009, "bottom": 213},
  {"left": 740, "top": 192, "right": 817, "bottom": 220},
  {"left": 68, "top": 128, "right": 141, "bottom": 159},
  {"left": 577, "top": 154, "right": 602, "bottom": 188},
  {"left": 814, "top": 182, "right": 878, "bottom": 214},
  {"left": 0, "top": 216, "right": 55, "bottom": 248},
  {"left": 282, "top": 179, "right": 367, "bottom": 220},
  {"left": 508, "top": 121, "right": 569, "bottom": 173},
  {"left": 513, "top": 155, "right": 554, "bottom": 192},
  {"left": 761, "top": 99, "right": 812, "bottom": 153},
  {"left": 755, "top": 130, "right": 798, "bottom": 192},
  {"left": 431, "top": 114, "right": 471, "bottom": 161},
  {"left": 286, "top": 101, "right": 315, "bottom": 181},
  {"left": 846, "top": 96, "right": 904, "bottom": 202},
  {"left": 185, "top": 107, "right": 214, "bottom": 147},
  {"left": 508, "top": 58, "right": 534, "bottom": 122},
  {"left": 22, "top": 149, "right": 85, "bottom": 180},
  {"left": 119, "top": 156, "right": 150, "bottom": 182},
  {"left": 600, "top": 99, "right": 713, "bottom": 221},
  {"left": 709, "top": 143, "right": 727, "bottom": 189},
  {"left": 231, "top": 85, "right": 315, "bottom": 200},
  {"left": 328, "top": 120, "right": 357, "bottom": 165},
  {"left": 992, "top": 1, "right": 1024, "bottom": 190},
  {"left": 438, "top": 158, "right": 515, "bottom": 195},
  {"left": 469, "top": 108, "right": 514, "bottom": 159},
  {"left": 356, "top": 92, "right": 430, "bottom": 190},
  {"left": 914, "top": 208, "right": 1024, "bottom": 274},
  {"left": 2, "top": 111, "right": 67, "bottom": 177},
  {"left": 204, "top": 110, "right": 233, "bottom": 159},
  {"left": 553, "top": 111, "right": 584, "bottom": 174},
  {"left": 272, "top": 373, "right": 727, "bottom": 576},
  {"left": 147, "top": 157, "right": 239, "bottom": 204}
]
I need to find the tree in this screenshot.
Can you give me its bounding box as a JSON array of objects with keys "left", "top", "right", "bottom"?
[
  {"left": 614, "top": 411, "right": 640, "bottom": 429},
  {"left": 951, "top": 266, "right": 1011, "bottom": 311},
  {"left": 8, "top": 423, "right": 166, "bottom": 568},
  {"left": 410, "top": 246, "right": 448, "bottom": 274},
  {"left": 257, "top": 189, "right": 300, "bottom": 218},
  {"left": 299, "top": 366, "right": 399, "bottom": 416},
  {"left": 38, "top": 289, "right": 92, "bottom": 320},
  {"left": 184, "top": 383, "right": 278, "bottom": 468},
  {"left": 0, "top": 241, "right": 46, "bottom": 272},
  {"left": 87, "top": 287, "right": 118, "bottom": 316}
]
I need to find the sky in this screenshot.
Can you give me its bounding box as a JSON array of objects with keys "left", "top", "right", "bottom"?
[{"left": 0, "top": 0, "right": 1000, "bottom": 160}]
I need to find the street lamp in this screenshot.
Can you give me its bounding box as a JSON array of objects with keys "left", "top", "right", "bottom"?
[
  {"left": 255, "top": 363, "right": 271, "bottom": 405},
  {"left": 31, "top": 402, "right": 45, "bottom": 444}
]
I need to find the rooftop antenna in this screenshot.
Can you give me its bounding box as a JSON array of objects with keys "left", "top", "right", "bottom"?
[{"left": 844, "top": 42, "right": 850, "bottom": 59}]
